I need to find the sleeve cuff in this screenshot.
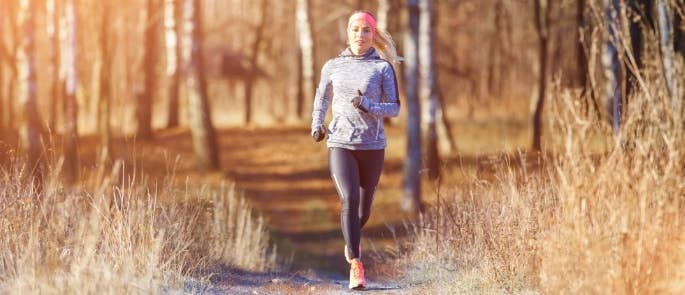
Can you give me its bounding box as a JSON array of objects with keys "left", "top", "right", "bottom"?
[{"left": 359, "top": 96, "right": 371, "bottom": 113}]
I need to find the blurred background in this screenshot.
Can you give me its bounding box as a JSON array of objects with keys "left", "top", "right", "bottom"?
[{"left": 1, "top": 0, "right": 685, "bottom": 292}]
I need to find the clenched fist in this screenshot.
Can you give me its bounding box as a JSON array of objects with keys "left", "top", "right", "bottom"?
[
  {"left": 311, "top": 125, "right": 326, "bottom": 142},
  {"left": 351, "top": 89, "right": 368, "bottom": 112}
]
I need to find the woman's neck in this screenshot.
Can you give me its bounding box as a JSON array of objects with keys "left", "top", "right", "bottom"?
[{"left": 350, "top": 47, "right": 370, "bottom": 56}]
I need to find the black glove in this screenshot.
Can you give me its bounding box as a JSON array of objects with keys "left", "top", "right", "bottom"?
[{"left": 311, "top": 125, "right": 326, "bottom": 142}]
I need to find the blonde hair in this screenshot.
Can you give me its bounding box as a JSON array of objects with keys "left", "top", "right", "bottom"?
[
  {"left": 373, "top": 27, "right": 402, "bottom": 64},
  {"left": 348, "top": 10, "right": 402, "bottom": 64}
]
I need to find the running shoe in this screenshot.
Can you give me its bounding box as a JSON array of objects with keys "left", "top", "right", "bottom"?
[{"left": 348, "top": 259, "right": 366, "bottom": 290}]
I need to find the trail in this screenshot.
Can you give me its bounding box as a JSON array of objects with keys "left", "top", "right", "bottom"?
[{"left": 152, "top": 126, "right": 421, "bottom": 294}]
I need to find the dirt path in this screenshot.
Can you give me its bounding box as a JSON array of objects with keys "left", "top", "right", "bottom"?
[{"left": 149, "top": 126, "right": 421, "bottom": 293}]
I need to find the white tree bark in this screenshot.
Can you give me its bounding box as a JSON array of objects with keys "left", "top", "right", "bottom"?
[
  {"left": 403, "top": 0, "right": 422, "bottom": 214},
  {"left": 99, "top": 0, "right": 112, "bottom": 163},
  {"left": 61, "top": 0, "right": 79, "bottom": 182},
  {"left": 165, "top": 0, "right": 182, "bottom": 128},
  {"left": 419, "top": 0, "right": 440, "bottom": 180},
  {"left": 18, "top": 0, "right": 43, "bottom": 176},
  {"left": 186, "top": 0, "right": 219, "bottom": 171},
  {"left": 657, "top": 0, "right": 677, "bottom": 109},
  {"left": 377, "top": 0, "right": 390, "bottom": 32},
  {"left": 296, "top": 0, "right": 314, "bottom": 120},
  {"left": 602, "top": 0, "right": 622, "bottom": 134}
]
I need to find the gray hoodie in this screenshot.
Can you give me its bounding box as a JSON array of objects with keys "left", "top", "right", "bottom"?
[{"left": 311, "top": 47, "right": 400, "bottom": 150}]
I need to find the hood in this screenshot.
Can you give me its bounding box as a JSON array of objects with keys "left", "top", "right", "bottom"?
[{"left": 337, "top": 47, "right": 380, "bottom": 60}]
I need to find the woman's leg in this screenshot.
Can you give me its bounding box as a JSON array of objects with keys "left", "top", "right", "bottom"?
[
  {"left": 355, "top": 149, "right": 384, "bottom": 228},
  {"left": 328, "top": 147, "right": 362, "bottom": 259}
]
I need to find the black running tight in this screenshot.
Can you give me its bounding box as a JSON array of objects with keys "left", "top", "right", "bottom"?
[{"left": 328, "top": 147, "right": 384, "bottom": 259}]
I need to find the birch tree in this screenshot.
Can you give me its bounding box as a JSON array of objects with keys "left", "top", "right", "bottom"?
[
  {"left": 244, "top": 0, "right": 269, "bottom": 125},
  {"left": 62, "top": 0, "right": 78, "bottom": 182},
  {"left": 165, "top": 0, "right": 181, "bottom": 128},
  {"left": 403, "top": 0, "right": 422, "bottom": 214},
  {"left": 47, "top": 0, "right": 61, "bottom": 129},
  {"left": 137, "top": 0, "right": 160, "bottom": 139},
  {"left": 378, "top": 0, "right": 390, "bottom": 32},
  {"left": 98, "top": 0, "right": 112, "bottom": 163},
  {"left": 296, "top": 0, "right": 314, "bottom": 120},
  {"left": 656, "top": 0, "right": 677, "bottom": 108},
  {"left": 186, "top": 0, "right": 219, "bottom": 171},
  {"left": 419, "top": 0, "right": 440, "bottom": 180},
  {"left": 0, "top": 5, "right": 5, "bottom": 134},
  {"left": 532, "top": 0, "right": 551, "bottom": 152},
  {"left": 18, "top": 0, "right": 44, "bottom": 177},
  {"left": 603, "top": 0, "right": 622, "bottom": 134}
]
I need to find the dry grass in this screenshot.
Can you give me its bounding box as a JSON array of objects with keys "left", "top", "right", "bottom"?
[
  {"left": 0, "top": 158, "right": 276, "bottom": 294},
  {"left": 402, "top": 82, "right": 685, "bottom": 293}
]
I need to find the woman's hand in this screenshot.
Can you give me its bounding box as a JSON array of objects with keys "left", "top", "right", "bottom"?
[
  {"left": 311, "top": 125, "right": 326, "bottom": 142},
  {"left": 351, "top": 90, "right": 369, "bottom": 112}
]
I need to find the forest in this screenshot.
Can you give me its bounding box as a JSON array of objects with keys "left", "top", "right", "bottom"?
[{"left": 1, "top": 0, "right": 684, "bottom": 293}]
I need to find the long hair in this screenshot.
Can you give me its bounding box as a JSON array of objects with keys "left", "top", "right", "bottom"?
[
  {"left": 348, "top": 10, "right": 402, "bottom": 64},
  {"left": 373, "top": 27, "right": 402, "bottom": 64}
]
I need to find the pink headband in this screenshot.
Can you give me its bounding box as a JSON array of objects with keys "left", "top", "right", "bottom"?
[{"left": 347, "top": 12, "right": 376, "bottom": 30}]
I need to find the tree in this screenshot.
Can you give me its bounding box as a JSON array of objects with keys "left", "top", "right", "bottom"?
[
  {"left": 17, "top": 0, "right": 44, "bottom": 178},
  {"left": 403, "top": 0, "right": 422, "bottom": 214},
  {"left": 419, "top": 0, "right": 440, "bottom": 180},
  {"left": 603, "top": 0, "right": 622, "bottom": 134},
  {"left": 296, "top": 0, "right": 315, "bottom": 120},
  {"left": 98, "top": 0, "right": 112, "bottom": 164},
  {"left": 0, "top": 5, "right": 5, "bottom": 135},
  {"left": 47, "top": 0, "right": 61, "bottom": 130},
  {"left": 137, "top": 0, "right": 160, "bottom": 139},
  {"left": 532, "top": 0, "right": 552, "bottom": 152},
  {"left": 62, "top": 0, "right": 79, "bottom": 182},
  {"left": 243, "top": 0, "right": 269, "bottom": 125},
  {"left": 186, "top": 0, "right": 220, "bottom": 171},
  {"left": 487, "top": 0, "right": 509, "bottom": 98},
  {"left": 166, "top": 0, "right": 182, "bottom": 129},
  {"left": 656, "top": 0, "right": 677, "bottom": 108}
]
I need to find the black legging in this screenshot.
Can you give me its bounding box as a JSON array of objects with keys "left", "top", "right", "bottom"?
[{"left": 328, "top": 147, "right": 384, "bottom": 259}]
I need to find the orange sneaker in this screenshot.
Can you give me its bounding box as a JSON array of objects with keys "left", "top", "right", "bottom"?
[
  {"left": 344, "top": 244, "right": 361, "bottom": 263},
  {"left": 349, "top": 259, "right": 366, "bottom": 290}
]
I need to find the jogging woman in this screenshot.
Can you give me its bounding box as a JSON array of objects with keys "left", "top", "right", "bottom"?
[{"left": 310, "top": 10, "right": 401, "bottom": 290}]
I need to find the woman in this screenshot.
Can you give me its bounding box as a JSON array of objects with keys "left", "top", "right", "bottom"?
[{"left": 310, "top": 10, "right": 401, "bottom": 290}]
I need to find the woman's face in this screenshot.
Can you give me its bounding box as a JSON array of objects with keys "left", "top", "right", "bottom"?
[{"left": 347, "top": 18, "right": 374, "bottom": 55}]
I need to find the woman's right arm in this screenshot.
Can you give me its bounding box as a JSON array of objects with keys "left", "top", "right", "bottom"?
[{"left": 311, "top": 61, "right": 333, "bottom": 130}]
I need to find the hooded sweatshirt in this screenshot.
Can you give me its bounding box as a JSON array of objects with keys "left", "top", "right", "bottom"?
[{"left": 311, "top": 47, "right": 400, "bottom": 150}]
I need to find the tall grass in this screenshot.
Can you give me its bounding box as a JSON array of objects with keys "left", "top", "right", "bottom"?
[
  {"left": 404, "top": 83, "right": 685, "bottom": 293},
  {"left": 0, "top": 159, "right": 276, "bottom": 294}
]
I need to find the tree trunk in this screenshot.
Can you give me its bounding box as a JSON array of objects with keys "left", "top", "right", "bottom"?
[
  {"left": 62, "top": 0, "right": 79, "bottom": 183},
  {"left": 0, "top": 5, "right": 5, "bottom": 135},
  {"left": 532, "top": 0, "right": 551, "bottom": 152},
  {"left": 243, "top": 0, "right": 268, "bottom": 125},
  {"left": 378, "top": 0, "right": 390, "bottom": 32},
  {"left": 47, "top": 0, "right": 61, "bottom": 130},
  {"left": 18, "top": 0, "right": 44, "bottom": 179},
  {"left": 186, "top": 0, "right": 220, "bottom": 171},
  {"left": 5, "top": 2, "right": 19, "bottom": 135},
  {"left": 656, "top": 0, "right": 677, "bottom": 108},
  {"left": 487, "top": 0, "right": 504, "bottom": 98},
  {"left": 419, "top": 0, "right": 440, "bottom": 180},
  {"left": 604, "top": 0, "right": 622, "bottom": 134},
  {"left": 402, "top": 0, "right": 422, "bottom": 214},
  {"left": 137, "top": 0, "right": 160, "bottom": 139},
  {"left": 578, "top": 0, "right": 602, "bottom": 120},
  {"left": 296, "top": 0, "right": 315, "bottom": 120},
  {"left": 98, "top": 0, "right": 112, "bottom": 164},
  {"left": 166, "top": 0, "right": 182, "bottom": 128}
]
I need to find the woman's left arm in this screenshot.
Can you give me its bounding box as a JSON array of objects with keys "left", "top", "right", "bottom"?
[{"left": 359, "top": 64, "right": 400, "bottom": 117}]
